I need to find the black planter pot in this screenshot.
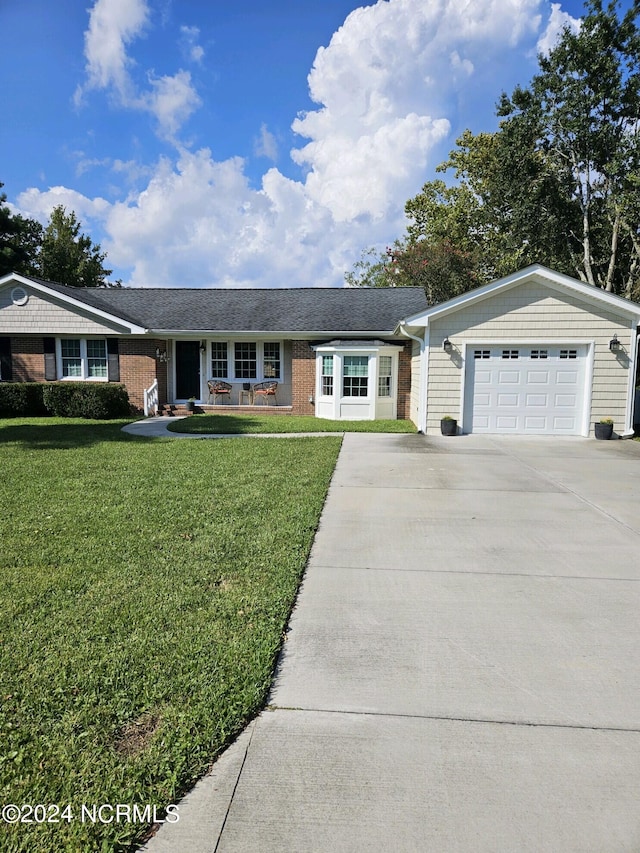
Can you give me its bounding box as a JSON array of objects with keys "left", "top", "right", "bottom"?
[
  {"left": 594, "top": 421, "right": 613, "bottom": 440},
  {"left": 440, "top": 418, "right": 457, "bottom": 436}
]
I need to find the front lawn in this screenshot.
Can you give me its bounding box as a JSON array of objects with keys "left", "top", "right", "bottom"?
[
  {"left": 0, "top": 418, "right": 341, "bottom": 852},
  {"left": 167, "top": 413, "right": 417, "bottom": 434}
]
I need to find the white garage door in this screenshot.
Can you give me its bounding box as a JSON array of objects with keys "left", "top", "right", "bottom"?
[{"left": 463, "top": 345, "right": 587, "bottom": 435}]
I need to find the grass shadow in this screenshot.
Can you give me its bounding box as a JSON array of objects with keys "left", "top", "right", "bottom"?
[{"left": 0, "top": 418, "right": 142, "bottom": 450}]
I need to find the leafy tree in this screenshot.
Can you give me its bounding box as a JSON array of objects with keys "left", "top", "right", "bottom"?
[
  {"left": 345, "top": 238, "right": 479, "bottom": 303},
  {"left": 38, "top": 205, "right": 119, "bottom": 288},
  {"left": 497, "top": 0, "right": 640, "bottom": 293},
  {"left": 0, "top": 184, "right": 43, "bottom": 277}
]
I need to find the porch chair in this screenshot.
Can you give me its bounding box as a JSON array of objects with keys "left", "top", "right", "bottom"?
[
  {"left": 208, "top": 379, "right": 232, "bottom": 404},
  {"left": 252, "top": 381, "right": 278, "bottom": 406}
]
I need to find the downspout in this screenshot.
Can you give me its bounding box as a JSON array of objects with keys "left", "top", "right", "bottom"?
[
  {"left": 399, "top": 322, "right": 428, "bottom": 434},
  {"left": 622, "top": 323, "right": 640, "bottom": 438}
]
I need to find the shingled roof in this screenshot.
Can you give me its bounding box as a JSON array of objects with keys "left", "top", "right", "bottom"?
[{"left": 33, "top": 280, "right": 428, "bottom": 334}]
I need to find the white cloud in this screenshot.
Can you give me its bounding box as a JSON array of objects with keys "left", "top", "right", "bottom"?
[
  {"left": 16, "top": 186, "right": 110, "bottom": 226},
  {"left": 180, "top": 25, "right": 205, "bottom": 64},
  {"left": 74, "top": 0, "right": 150, "bottom": 104},
  {"left": 144, "top": 70, "right": 202, "bottom": 140},
  {"left": 23, "top": 0, "right": 566, "bottom": 288},
  {"left": 75, "top": 0, "right": 200, "bottom": 140},
  {"left": 254, "top": 124, "right": 279, "bottom": 162},
  {"left": 537, "top": 2, "right": 581, "bottom": 55}
]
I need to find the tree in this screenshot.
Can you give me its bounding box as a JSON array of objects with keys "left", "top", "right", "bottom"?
[
  {"left": 497, "top": 0, "right": 640, "bottom": 293},
  {"left": 38, "top": 205, "right": 119, "bottom": 288},
  {"left": 345, "top": 238, "right": 479, "bottom": 304},
  {"left": 0, "top": 184, "right": 43, "bottom": 277}
]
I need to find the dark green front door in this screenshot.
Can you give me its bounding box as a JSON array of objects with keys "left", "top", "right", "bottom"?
[{"left": 175, "top": 341, "right": 201, "bottom": 399}]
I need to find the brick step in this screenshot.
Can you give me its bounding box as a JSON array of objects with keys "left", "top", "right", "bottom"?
[{"left": 157, "top": 403, "right": 292, "bottom": 417}]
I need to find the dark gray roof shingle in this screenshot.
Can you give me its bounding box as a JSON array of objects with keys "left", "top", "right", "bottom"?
[{"left": 32, "top": 279, "right": 428, "bottom": 333}]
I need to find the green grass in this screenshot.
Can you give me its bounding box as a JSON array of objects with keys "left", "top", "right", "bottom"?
[
  {"left": 167, "top": 412, "right": 418, "bottom": 434},
  {"left": 0, "top": 418, "right": 341, "bottom": 852}
]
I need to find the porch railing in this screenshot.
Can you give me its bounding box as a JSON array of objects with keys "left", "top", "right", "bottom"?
[{"left": 144, "top": 379, "right": 159, "bottom": 416}]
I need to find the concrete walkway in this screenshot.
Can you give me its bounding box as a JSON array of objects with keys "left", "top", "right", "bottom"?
[
  {"left": 142, "top": 433, "right": 640, "bottom": 853},
  {"left": 122, "top": 416, "right": 332, "bottom": 439}
]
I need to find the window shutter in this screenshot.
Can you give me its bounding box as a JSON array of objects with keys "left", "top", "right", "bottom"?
[
  {"left": 107, "top": 339, "right": 120, "bottom": 381},
  {"left": 0, "top": 337, "right": 12, "bottom": 381},
  {"left": 43, "top": 337, "right": 56, "bottom": 381}
]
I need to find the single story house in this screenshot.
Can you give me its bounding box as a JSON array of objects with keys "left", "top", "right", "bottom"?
[{"left": 1, "top": 265, "right": 639, "bottom": 436}]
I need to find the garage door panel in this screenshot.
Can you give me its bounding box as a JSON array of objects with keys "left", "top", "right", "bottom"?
[
  {"left": 524, "top": 416, "right": 547, "bottom": 430},
  {"left": 554, "top": 393, "right": 576, "bottom": 407},
  {"left": 497, "top": 393, "right": 519, "bottom": 406},
  {"left": 525, "top": 394, "right": 548, "bottom": 406},
  {"left": 464, "top": 346, "right": 586, "bottom": 435},
  {"left": 495, "top": 416, "right": 518, "bottom": 429},
  {"left": 527, "top": 370, "right": 550, "bottom": 383},
  {"left": 556, "top": 370, "right": 579, "bottom": 383}
]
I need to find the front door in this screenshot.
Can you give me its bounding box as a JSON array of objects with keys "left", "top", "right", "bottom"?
[{"left": 175, "top": 341, "right": 201, "bottom": 399}]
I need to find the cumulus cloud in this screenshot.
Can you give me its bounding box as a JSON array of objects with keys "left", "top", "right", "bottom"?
[
  {"left": 74, "top": 0, "right": 149, "bottom": 104},
  {"left": 22, "top": 0, "right": 567, "bottom": 287},
  {"left": 74, "top": 0, "right": 200, "bottom": 140},
  {"left": 537, "top": 2, "right": 581, "bottom": 55},
  {"left": 17, "top": 186, "right": 111, "bottom": 225}
]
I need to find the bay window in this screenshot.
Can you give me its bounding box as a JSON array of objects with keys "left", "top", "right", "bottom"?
[
  {"left": 378, "top": 355, "right": 392, "bottom": 397},
  {"left": 342, "top": 355, "right": 369, "bottom": 397},
  {"left": 321, "top": 355, "right": 334, "bottom": 396}
]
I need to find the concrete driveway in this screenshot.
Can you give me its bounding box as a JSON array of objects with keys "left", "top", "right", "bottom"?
[{"left": 143, "top": 434, "right": 640, "bottom": 853}]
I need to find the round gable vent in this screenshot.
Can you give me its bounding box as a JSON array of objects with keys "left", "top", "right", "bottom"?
[{"left": 11, "top": 286, "right": 29, "bottom": 306}]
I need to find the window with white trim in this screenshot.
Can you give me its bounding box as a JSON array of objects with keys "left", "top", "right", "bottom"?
[
  {"left": 234, "top": 342, "right": 257, "bottom": 378},
  {"left": 321, "top": 355, "right": 334, "bottom": 396},
  {"left": 207, "top": 341, "right": 282, "bottom": 380},
  {"left": 378, "top": 355, "right": 392, "bottom": 397},
  {"left": 210, "top": 342, "right": 228, "bottom": 378},
  {"left": 59, "top": 339, "right": 107, "bottom": 379},
  {"left": 342, "top": 355, "right": 368, "bottom": 397},
  {"left": 263, "top": 342, "right": 280, "bottom": 378}
]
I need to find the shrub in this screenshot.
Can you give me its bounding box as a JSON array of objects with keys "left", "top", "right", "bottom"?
[
  {"left": 0, "top": 382, "right": 130, "bottom": 419},
  {"left": 0, "top": 383, "right": 47, "bottom": 417},
  {"left": 41, "top": 383, "right": 131, "bottom": 419}
]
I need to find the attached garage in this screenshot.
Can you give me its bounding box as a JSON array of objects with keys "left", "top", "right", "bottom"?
[{"left": 399, "top": 265, "right": 640, "bottom": 437}]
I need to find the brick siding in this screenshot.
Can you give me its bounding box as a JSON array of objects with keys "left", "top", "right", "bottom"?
[
  {"left": 119, "top": 339, "right": 165, "bottom": 412},
  {"left": 10, "top": 336, "right": 46, "bottom": 382},
  {"left": 291, "top": 341, "right": 316, "bottom": 416}
]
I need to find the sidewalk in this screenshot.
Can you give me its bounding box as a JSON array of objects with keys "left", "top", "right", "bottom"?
[
  {"left": 121, "top": 416, "right": 331, "bottom": 439},
  {"left": 141, "top": 432, "right": 640, "bottom": 852}
]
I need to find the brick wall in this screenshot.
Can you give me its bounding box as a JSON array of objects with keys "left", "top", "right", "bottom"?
[
  {"left": 119, "top": 339, "right": 165, "bottom": 412},
  {"left": 291, "top": 341, "right": 316, "bottom": 416},
  {"left": 10, "top": 336, "right": 46, "bottom": 382},
  {"left": 5, "top": 336, "right": 165, "bottom": 414}
]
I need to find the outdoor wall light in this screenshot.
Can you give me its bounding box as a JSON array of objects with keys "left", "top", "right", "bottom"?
[
  {"left": 155, "top": 347, "right": 168, "bottom": 362},
  {"left": 309, "top": 395, "right": 315, "bottom": 404},
  {"left": 443, "top": 337, "right": 453, "bottom": 353},
  {"left": 199, "top": 341, "right": 206, "bottom": 353},
  {"left": 609, "top": 334, "right": 621, "bottom": 352}
]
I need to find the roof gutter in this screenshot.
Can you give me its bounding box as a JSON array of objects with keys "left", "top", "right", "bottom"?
[{"left": 398, "top": 321, "right": 427, "bottom": 434}]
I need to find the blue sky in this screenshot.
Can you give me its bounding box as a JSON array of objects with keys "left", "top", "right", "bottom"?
[{"left": 0, "top": 0, "right": 620, "bottom": 287}]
